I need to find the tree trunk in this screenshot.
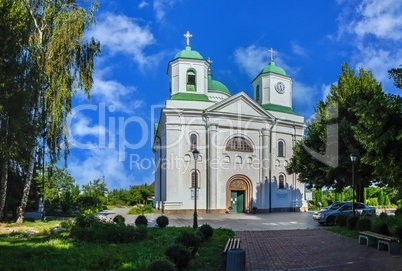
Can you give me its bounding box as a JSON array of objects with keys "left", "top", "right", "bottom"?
[
  {"left": 0, "top": 161, "right": 9, "bottom": 220},
  {"left": 16, "top": 143, "right": 37, "bottom": 224}
]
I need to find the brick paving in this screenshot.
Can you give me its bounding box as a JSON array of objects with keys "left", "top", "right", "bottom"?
[{"left": 236, "top": 229, "right": 402, "bottom": 271}]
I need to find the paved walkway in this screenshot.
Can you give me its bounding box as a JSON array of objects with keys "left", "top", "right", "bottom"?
[{"left": 97, "top": 209, "right": 402, "bottom": 271}]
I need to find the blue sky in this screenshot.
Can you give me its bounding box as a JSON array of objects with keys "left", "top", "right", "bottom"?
[{"left": 66, "top": 0, "right": 402, "bottom": 190}]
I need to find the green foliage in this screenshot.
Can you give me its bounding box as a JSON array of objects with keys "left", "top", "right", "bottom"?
[
  {"left": 395, "top": 207, "right": 402, "bottom": 216},
  {"left": 356, "top": 218, "right": 371, "bottom": 231},
  {"left": 199, "top": 224, "right": 214, "bottom": 240},
  {"left": 287, "top": 64, "right": 394, "bottom": 197},
  {"left": 156, "top": 215, "right": 169, "bottom": 228},
  {"left": 0, "top": 226, "right": 233, "bottom": 270},
  {"left": 70, "top": 221, "right": 147, "bottom": 243},
  {"left": 149, "top": 258, "right": 176, "bottom": 271},
  {"left": 347, "top": 215, "right": 359, "bottom": 230},
  {"left": 113, "top": 215, "right": 125, "bottom": 224},
  {"left": 366, "top": 197, "right": 378, "bottom": 206},
  {"left": 175, "top": 230, "right": 203, "bottom": 255},
  {"left": 128, "top": 204, "right": 154, "bottom": 215},
  {"left": 74, "top": 209, "right": 100, "bottom": 228},
  {"left": 335, "top": 215, "right": 348, "bottom": 227},
  {"left": 135, "top": 215, "right": 148, "bottom": 227},
  {"left": 165, "top": 244, "right": 193, "bottom": 271}
]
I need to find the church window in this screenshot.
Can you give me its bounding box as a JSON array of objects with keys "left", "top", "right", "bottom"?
[
  {"left": 226, "top": 137, "right": 253, "bottom": 152},
  {"left": 278, "top": 140, "right": 285, "bottom": 157},
  {"left": 190, "top": 134, "right": 197, "bottom": 151},
  {"left": 186, "top": 70, "right": 196, "bottom": 91},
  {"left": 235, "top": 156, "right": 242, "bottom": 164},
  {"left": 256, "top": 85, "right": 260, "bottom": 102},
  {"left": 279, "top": 175, "right": 285, "bottom": 189},
  {"left": 191, "top": 171, "right": 199, "bottom": 188}
]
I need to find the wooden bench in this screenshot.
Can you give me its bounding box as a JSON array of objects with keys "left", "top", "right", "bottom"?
[
  {"left": 359, "top": 231, "right": 400, "bottom": 255},
  {"left": 223, "top": 238, "right": 241, "bottom": 253}
]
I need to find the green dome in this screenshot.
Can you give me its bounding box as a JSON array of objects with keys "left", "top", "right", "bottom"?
[
  {"left": 174, "top": 46, "right": 204, "bottom": 60},
  {"left": 208, "top": 74, "right": 230, "bottom": 94},
  {"left": 259, "top": 61, "right": 286, "bottom": 76}
]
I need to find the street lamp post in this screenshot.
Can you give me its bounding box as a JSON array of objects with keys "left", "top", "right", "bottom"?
[
  {"left": 350, "top": 153, "right": 357, "bottom": 215},
  {"left": 192, "top": 148, "right": 199, "bottom": 228}
]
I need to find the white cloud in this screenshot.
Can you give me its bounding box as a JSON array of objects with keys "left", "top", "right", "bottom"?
[
  {"left": 234, "top": 45, "right": 268, "bottom": 78},
  {"left": 139, "top": 0, "right": 149, "bottom": 8},
  {"left": 352, "top": 46, "right": 402, "bottom": 88},
  {"left": 89, "top": 13, "right": 156, "bottom": 69},
  {"left": 292, "top": 81, "right": 319, "bottom": 117},
  {"left": 153, "top": 0, "right": 178, "bottom": 22},
  {"left": 92, "top": 73, "right": 143, "bottom": 114},
  {"left": 291, "top": 43, "right": 307, "bottom": 57},
  {"left": 68, "top": 148, "right": 133, "bottom": 189},
  {"left": 351, "top": 0, "right": 402, "bottom": 41}
]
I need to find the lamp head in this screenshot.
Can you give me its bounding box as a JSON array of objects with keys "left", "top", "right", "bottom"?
[
  {"left": 192, "top": 148, "right": 200, "bottom": 161},
  {"left": 350, "top": 153, "right": 357, "bottom": 162}
]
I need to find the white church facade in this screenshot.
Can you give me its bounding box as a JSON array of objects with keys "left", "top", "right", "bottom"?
[{"left": 153, "top": 32, "right": 307, "bottom": 214}]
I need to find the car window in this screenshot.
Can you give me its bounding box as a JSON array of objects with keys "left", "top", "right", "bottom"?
[
  {"left": 355, "top": 203, "right": 365, "bottom": 209},
  {"left": 341, "top": 204, "right": 352, "bottom": 211},
  {"left": 329, "top": 203, "right": 343, "bottom": 210}
]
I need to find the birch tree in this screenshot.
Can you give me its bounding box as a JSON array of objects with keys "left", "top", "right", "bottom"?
[{"left": 16, "top": 0, "right": 100, "bottom": 223}]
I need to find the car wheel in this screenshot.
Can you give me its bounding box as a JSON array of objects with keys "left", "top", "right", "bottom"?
[
  {"left": 364, "top": 213, "right": 372, "bottom": 217},
  {"left": 326, "top": 216, "right": 336, "bottom": 226}
]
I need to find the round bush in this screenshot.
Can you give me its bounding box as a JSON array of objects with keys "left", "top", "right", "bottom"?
[
  {"left": 149, "top": 258, "right": 176, "bottom": 271},
  {"left": 357, "top": 218, "right": 371, "bottom": 231},
  {"left": 377, "top": 223, "right": 390, "bottom": 235},
  {"left": 165, "top": 244, "right": 193, "bottom": 270},
  {"left": 113, "top": 215, "right": 125, "bottom": 224},
  {"left": 75, "top": 211, "right": 100, "bottom": 228},
  {"left": 156, "top": 215, "right": 169, "bottom": 228},
  {"left": 347, "top": 215, "right": 360, "bottom": 230},
  {"left": 135, "top": 215, "right": 148, "bottom": 227},
  {"left": 199, "top": 223, "right": 213, "bottom": 240},
  {"left": 175, "top": 231, "right": 202, "bottom": 254},
  {"left": 394, "top": 225, "right": 402, "bottom": 239},
  {"left": 395, "top": 208, "right": 402, "bottom": 216},
  {"left": 335, "top": 215, "right": 348, "bottom": 227}
]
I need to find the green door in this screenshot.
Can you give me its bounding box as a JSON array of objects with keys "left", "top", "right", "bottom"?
[{"left": 230, "top": 191, "right": 245, "bottom": 213}]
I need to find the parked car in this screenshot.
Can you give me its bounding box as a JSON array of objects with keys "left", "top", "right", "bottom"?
[{"left": 312, "top": 202, "right": 376, "bottom": 226}]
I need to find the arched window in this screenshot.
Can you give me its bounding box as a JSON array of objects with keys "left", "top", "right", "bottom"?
[
  {"left": 278, "top": 140, "right": 285, "bottom": 157},
  {"left": 256, "top": 85, "right": 260, "bottom": 102},
  {"left": 190, "top": 134, "right": 197, "bottom": 151},
  {"left": 279, "top": 175, "right": 285, "bottom": 189},
  {"left": 191, "top": 171, "right": 199, "bottom": 188},
  {"left": 186, "top": 69, "right": 196, "bottom": 91},
  {"left": 226, "top": 137, "right": 253, "bottom": 152}
]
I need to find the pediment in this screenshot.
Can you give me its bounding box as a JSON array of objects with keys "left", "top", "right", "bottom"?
[{"left": 205, "top": 92, "right": 274, "bottom": 119}]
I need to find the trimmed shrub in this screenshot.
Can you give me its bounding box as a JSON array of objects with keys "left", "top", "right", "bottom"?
[
  {"left": 75, "top": 210, "right": 100, "bottom": 228},
  {"left": 199, "top": 223, "right": 213, "bottom": 240},
  {"left": 70, "top": 221, "right": 147, "bottom": 243},
  {"left": 165, "top": 244, "right": 193, "bottom": 271},
  {"left": 335, "top": 215, "right": 348, "bottom": 227},
  {"left": 149, "top": 258, "right": 176, "bottom": 271},
  {"left": 393, "top": 225, "right": 402, "bottom": 239},
  {"left": 357, "top": 218, "right": 371, "bottom": 231},
  {"left": 135, "top": 215, "right": 148, "bottom": 227},
  {"left": 113, "top": 215, "right": 125, "bottom": 224},
  {"left": 395, "top": 208, "right": 402, "bottom": 216},
  {"left": 175, "top": 231, "right": 202, "bottom": 254},
  {"left": 347, "top": 215, "right": 360, "bottom": 230},
  {"left": 156, "top": 215, "right": 169, "bottom": 228}
]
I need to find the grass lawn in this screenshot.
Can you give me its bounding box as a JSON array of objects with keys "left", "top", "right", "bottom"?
[{"left": 0, "top": 219, "right": 234, "bottom": 271}]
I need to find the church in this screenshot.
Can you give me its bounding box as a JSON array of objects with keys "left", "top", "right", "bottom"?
[{"left": 153, "top": 32, "right": 307, "bottom": 214}]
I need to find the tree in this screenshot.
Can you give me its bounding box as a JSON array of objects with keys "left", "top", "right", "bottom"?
[
  {"left": 287, "top": 64, "right": 382, "bottom": 201},
  {"left": 0, "top": 0, "right": 33, "bottom": 220},
  {"left": 15, "top": 0, "right": 100, "bottom": 223},
  {"left": 389, "top": 66, "right": 402, "bottom": 89}
]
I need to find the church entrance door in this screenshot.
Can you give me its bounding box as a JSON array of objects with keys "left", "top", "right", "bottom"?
[{"left": 230, "top": 190, "right": 245, "bottom": 213}]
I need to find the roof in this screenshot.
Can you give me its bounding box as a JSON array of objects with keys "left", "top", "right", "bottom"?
[
  {"left": 259, "top": 61, "right": 286, "bottom": 76},
  {"left": 262, "top": 103, "right": 301, "bottom": 115},
  {"left": 174, "top": 46, "right": 204, "bottom": 60},
  {"left": 208, "top": 73, "right": 230, "bottom": 94},
  {"left": 171, "top": 93, "right": 211, "bottom": 102}
]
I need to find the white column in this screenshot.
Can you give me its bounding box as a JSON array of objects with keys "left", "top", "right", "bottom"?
[{"left": 209, "top": 123, "right": 218, "bottom": 210}]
